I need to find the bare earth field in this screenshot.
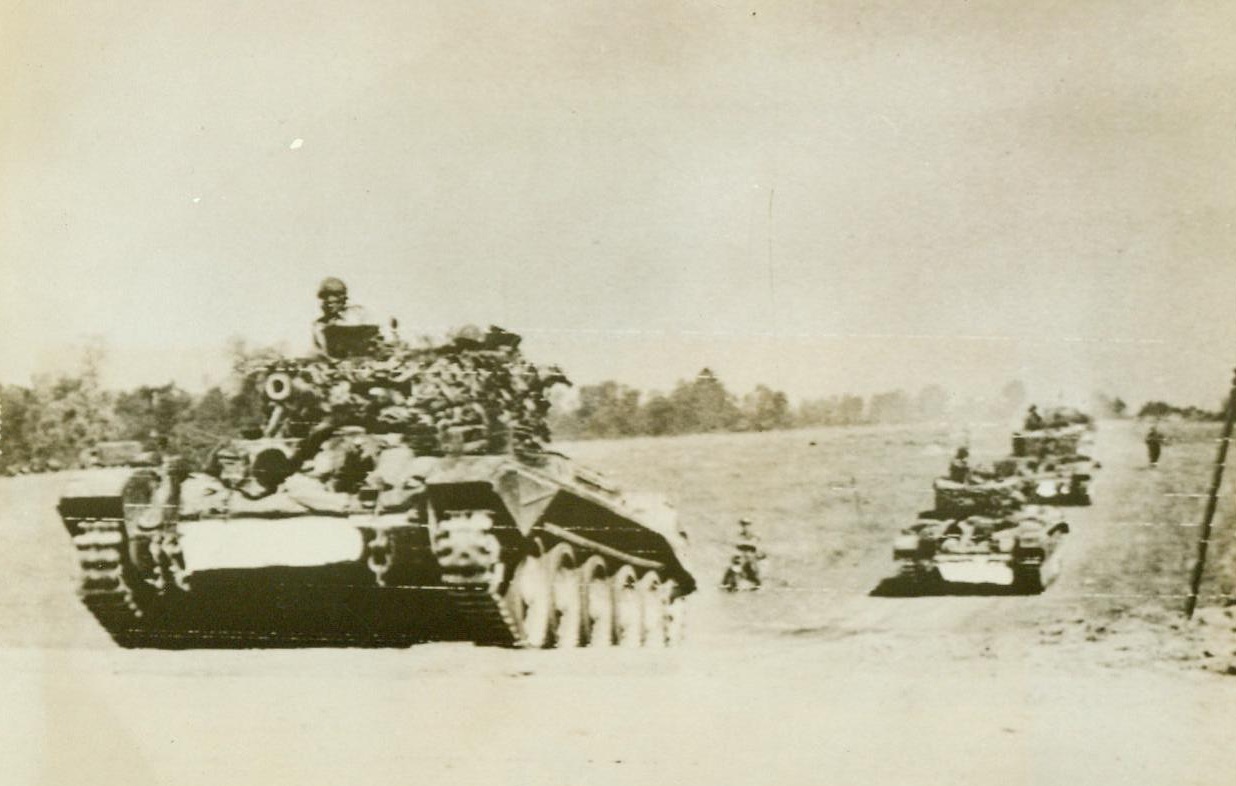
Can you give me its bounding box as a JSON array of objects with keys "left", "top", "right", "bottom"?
[{"left": 2, "top": 420, "right": 1235, "bottom": 786}]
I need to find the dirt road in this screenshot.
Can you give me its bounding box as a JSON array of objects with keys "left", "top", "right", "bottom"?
[{"left": 2, "top": 421, "right": 1235, "bottom": 785}]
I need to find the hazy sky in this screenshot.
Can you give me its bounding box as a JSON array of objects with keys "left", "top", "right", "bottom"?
[{"left": 2, "top": 1, "right": 1234, "bottom": 407}]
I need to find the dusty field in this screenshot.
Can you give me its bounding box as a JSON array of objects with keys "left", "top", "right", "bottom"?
[{"left": 2, "top": 420, "right": 1235, "bottom": 786}]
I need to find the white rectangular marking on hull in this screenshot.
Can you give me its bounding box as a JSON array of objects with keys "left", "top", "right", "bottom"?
[{"left": 178, "top": 519, "right": 365, "bottom": 571}]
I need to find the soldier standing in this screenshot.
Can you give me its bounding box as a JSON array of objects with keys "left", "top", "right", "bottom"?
[{"left": 1145, "top": 423, "right": 1166, "bottom": 468}]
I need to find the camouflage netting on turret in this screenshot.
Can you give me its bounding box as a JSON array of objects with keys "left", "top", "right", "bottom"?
[{"left": 248, "top": 326, "right": 570, "bottom": 461}]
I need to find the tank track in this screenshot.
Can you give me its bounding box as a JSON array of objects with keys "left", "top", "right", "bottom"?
[
  {"left": 431, "top": 510, "right": 521, "bottom": 646},
  {"left": 896, "top": 562, "right": 942, "bottom": 593},
  {"left": 1012, "top": 533, "right": 1067, "bottom": 594},
  {"left": 69, "top": 516, "right": 427, "bottom": 648},
  {"left": 68, "top": 510, "right": 684, "bottom": 649},
  {"left": 446, "top": 587, "right": 522, "bottom": 646},
  {"left": 69, "top": 518, "right": 150, "bottom": 646}
]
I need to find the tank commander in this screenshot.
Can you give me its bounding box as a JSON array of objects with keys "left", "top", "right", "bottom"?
[
  {"left": 312, "top": 277, "right": 376, "bottom": 357},
  {"left": 948, "top": 447, "right": 972, "bottom": 483},
  {"left": 1023, "top": 405, "right": 1045, "bottom": 432}
]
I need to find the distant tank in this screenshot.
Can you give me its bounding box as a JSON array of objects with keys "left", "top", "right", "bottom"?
[
  {"left": 58, "top": 325, "right": 694, "bottom": 648},
  {"left": 1043, "top": 406, "right": 1095, "bottom": 430},
  {"left": 1008, "top": 422, "right": 1097, "bottom": 506},
  {"left": 1010, "top": 424, "right": 1087, "bottom": 460},
  {"left": 79, "top": 440, "right": 160, "bottom": 469},
  {"left": 892, "top": 477, "right": 1069, "bottom": 593}
]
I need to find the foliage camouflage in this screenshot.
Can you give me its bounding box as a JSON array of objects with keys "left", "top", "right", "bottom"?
[{"left": 244, "top": 326, "right": 570, "bottom": 459}]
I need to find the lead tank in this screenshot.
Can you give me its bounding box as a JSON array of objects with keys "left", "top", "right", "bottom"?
[{"left": 58, "top": 325, "right": 694, "bottom": 648}]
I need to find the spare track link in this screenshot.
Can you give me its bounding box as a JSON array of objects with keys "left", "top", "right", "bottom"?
[
  {"left": 431, "top": 510, "right": 520, "bottom": 646},
  {"left": 70, "top": 518, "right": 148, "bottom": 645},
  {"left": 446, "top": 586, "right": 521, "bottom": 646}
]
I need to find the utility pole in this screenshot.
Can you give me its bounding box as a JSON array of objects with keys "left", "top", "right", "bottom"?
[{"left": 1185, "top": 368, "right": 1236, "bottom": 619}]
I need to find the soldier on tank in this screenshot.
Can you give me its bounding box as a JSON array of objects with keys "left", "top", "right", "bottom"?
[
  {"left": 1023, "top": 405, "right": 1045, "bottom": 431},
  {"left": 948, "top": 447, "right": 972, "bottom": 483},
  {"left": 286, "top": 277, "right": 393, "bottom": 469},
  {"left": 312, "top": 277, "right": 375, "bottom": 357}
]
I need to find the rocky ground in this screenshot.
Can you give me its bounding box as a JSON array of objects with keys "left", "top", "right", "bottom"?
[{"left": 2, "top": 419, "right": 1234, "bottom": 785}]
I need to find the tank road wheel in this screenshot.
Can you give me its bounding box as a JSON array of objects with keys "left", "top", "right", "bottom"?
[
  {"left": 638, "top": 572, "right": 666, "bottom": 648},
  {"left": 581, "top": 557, "right": 613, "bottom": 647},
  {"left": 612, "top": 565, "right": 643, "bottom": 648},
  {"left": 546, "top": 544, "right": 583, "bottom": 649},
  {"left": 660, "top": 579, "right": 685, "bottom": 646},
  {"left": 505, "top": 545, "right": 552, "bottom": 648}
]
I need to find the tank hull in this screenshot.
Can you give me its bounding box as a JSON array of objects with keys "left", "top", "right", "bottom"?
[
  {"left": 896, "top": 543, "right": 1066, "bottom": 594},
  {"left": 892, "top": 507, "right": 1069, "bottom": 595},
  {"left": 1003, "top": 455, "right": 1095, "bottom": 506},
  {"left": 60, "top": 455, "right": 693, "bottom": 649},
  {"left": 1020, "top": 472, "right": 1092, "bottom": 506}
]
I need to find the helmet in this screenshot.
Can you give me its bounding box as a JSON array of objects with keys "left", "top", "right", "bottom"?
[{"left": 317, "top": 277, "right": 348, "bottom": 298}]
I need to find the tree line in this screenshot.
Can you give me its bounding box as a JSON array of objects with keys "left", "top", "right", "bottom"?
[
  {"left": 1136, "top": 401, "right": 1226, "bottom": 421},
  {"left": 1, "top": 344, "right": 1221, "bottom": 473},
  {"left": 549, "top": 375, "right": 1155, "bottom": 440},
  {"left": 0, "top": 342, "right": 267, "bottom": 474}
]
